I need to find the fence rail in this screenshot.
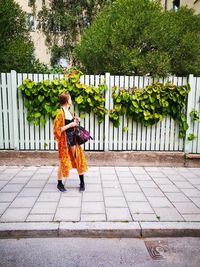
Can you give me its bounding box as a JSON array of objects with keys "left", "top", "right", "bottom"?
[{"left": 0, "top": 71, "right": 199, "bottom": 153}]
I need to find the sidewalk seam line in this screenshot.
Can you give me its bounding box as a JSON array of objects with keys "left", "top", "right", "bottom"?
[
  {"left": 115, "top": 167, "right": 134, "bottom": 222},
  {"left": 100, "top": 167, "right": 108, "bottom": 221}
]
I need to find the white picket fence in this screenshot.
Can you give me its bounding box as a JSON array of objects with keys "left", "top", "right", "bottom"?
[{"left": 0, "top": 70, "right": 199, "bottom": 153}]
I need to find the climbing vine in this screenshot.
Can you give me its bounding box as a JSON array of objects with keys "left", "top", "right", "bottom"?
[
  {"left": 19, "top": 68, "right": 194, "bottom": 140},
  {"left": 109, "top": 82, "right": 191, "bottom": 138},
  {"left": 187, "top": 109, "right": 200, "bottom": 140},
  {"left": 18, "top": 68, "right": 108, "bottom": 125}
]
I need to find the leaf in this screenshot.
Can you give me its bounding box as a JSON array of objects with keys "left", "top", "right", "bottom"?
[
  {"left": 38, "top": 95, "right": 44, "bottom": 102},
  {"left": 52, "top": 79, "right": 59, "bottom": 85},
  {"left": 51, "top": 110, "right": 57, "bottom": 118},
  {"left": 114, "top": 104, "right": 121, "bottom": 112},
  {"left": 34, "top": 112, "right": 41, "bottom": 118},
  {"left": 75, "top": 95, "right": 84, "bottom": 104},
  {"left": 94, "top": 95, "right": 101, "bottom": 101},
  {"left": 85, "top": 86, "right": 93, "bottom": 93},
  {"left": 76, "top": 82, "right": 83, "bottom": 88},
  {"left": 44, "top": 104, "right": 51, "bottom": 113},
  {"left": 40, "top": 117, "right": 46, "bottom": 126},
  {"left": 149, "top": 96, "right": 155, "bottom": 103},
  {"left": 188, "top": 133, "right": 196, "bottom": 141},
  {"left": 123, "top": 126, "right": 128, "bottom": 132},
  {"left": 123, "top": 92, "right": 129, "bottom": 102},
  {"left": 132, "top": 101, "right": 138, "bottom": 108},
  {"left": 112, "top": 86, "right": 117, "bottom": 92},
  {"left": 116, "top": 97, "right": 121, "bottom": 103},
  {"left": 25, "top": 89, "right": 31, "bottom": 96},
  {"left": 44, "top": 80, "right": 50, "bottom": 87},
  {"left": 154, "top": 113, "right": 160, "bottom": 119},
  {"left": 80, "top": 113, "right": 86, "bottom": 119},
  {"left": 27, "top": 81, "right": 34, "bottom": 89}
]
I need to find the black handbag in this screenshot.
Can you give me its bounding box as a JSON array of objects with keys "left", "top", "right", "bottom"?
[{"left": 74, "top": 125, "right": 93, "bottom": 145}]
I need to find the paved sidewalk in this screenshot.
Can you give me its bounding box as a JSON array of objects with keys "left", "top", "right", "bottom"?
[{"left": 0, "top": 166, "right": 200, "bottom": 224}]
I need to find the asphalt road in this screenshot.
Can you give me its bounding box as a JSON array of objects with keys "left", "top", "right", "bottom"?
[{"left": 0, "top": 237, "right": 200, "bottom": 267}]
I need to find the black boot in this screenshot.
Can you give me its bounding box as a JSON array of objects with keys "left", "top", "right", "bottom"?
[
  {"left": 57, "top": 180, "right": 66, "bottom": 192},
  {"left": 79, "top": 174, "right": 85, "bottom": 192}
]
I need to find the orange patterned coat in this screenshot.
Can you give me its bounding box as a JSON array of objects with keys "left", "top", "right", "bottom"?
[{"left": 53, "top": 109, "right": 88, "bottom": 178}]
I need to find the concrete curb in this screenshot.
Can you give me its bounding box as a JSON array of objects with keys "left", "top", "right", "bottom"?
[
  {"left": 1, "top": 151, "right": 200, "bottom": 167},
  {"left": 140, "top": 222, "right": 200, "bottom": 237},
  {"left": 0, "top": 222, "right": 200, "bottom": 239}
]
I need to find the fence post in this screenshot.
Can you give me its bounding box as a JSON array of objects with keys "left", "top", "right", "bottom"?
[
  {"left": 104, "top": 72, "right": 110, "bottom": 151},
  {"left": 184, "top": 74, "right": 195, "bottom": 153},
  {"left": 11, "top": 70, "right": 19, "bottom": 150}
]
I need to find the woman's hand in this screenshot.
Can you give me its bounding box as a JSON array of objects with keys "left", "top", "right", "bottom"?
[
  {"left": 69, "top": 121, "right": 78, "bottom": 128},
  {"left": 75, "top": 116, "right": 81, "bottom": 123}
]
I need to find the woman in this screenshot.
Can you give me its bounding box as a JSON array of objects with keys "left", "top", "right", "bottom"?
[{"left": 53, "top": 92, "right": 88, "bottom": 192}]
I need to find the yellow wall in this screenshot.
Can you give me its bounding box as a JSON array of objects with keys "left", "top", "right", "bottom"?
[
  {"left": 15, "top": 0, "right": 51, "bottom": 65},
  {"left": 181, "top": 0, "right": 200, "bottom": 14},
  {"left": 160, "top": 0, "right": 200, "bottom": 14}
]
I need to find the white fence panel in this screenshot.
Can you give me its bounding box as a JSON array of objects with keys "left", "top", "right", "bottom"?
[
  {"left": 0, "top": 71, "right": 199, "bottom": 153},
  {"left": 185, "top": 75, "right": 200, "bottom": 153},
  {"left": 1, "top": 73, "right": 10, "bottom": 149},
  {"left": 0, "top": 74, "right": 4, "bottom": 149}
]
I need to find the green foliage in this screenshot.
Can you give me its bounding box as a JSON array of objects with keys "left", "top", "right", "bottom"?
[
  {"left": 74, "top": 0, "right": 200, "bottom": 77},
  {"left": 187, "top": 108, "right": 200, "bottom": 141},
  {"left": 187, "top": 133, "right": 196, "bottom": 141},
  {"left": 32, "top": 60, "right": 64, "bottom": 74},
  {"left": 18, "top": 68, "right": 108, "bottom": 125},
  {"left": 190, "top": 109, "right": 200, "bottom": 123},
  {"left": 37, "top": 0, "right": 114, "bottom": 66},
  {"left": 51, "top": 46, "right": 69, "bottom": 67},
  {"left": 0, "top": 0, "right": 35, "bottom": 72},
  {"left": 19, "top": 67, "right": 192, "bottom": 140},
  {"left": 109, "top": 82, "right": 191, "bottom": 138}
]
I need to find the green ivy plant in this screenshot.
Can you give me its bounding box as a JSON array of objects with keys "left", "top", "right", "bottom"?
[
  {"left": 109, "top": 82, "right": 191, "bottom": 138},
  {"left": 190, "top": 109, "right": 200, "bottom": 123},
  {"left": 18, "top": 68, "right": 108, "bottom": 125},
  {"left": 19, "top": 68, "right": 192, "bottom": 140},
  {"left": 187, "top": 133, "right": 196, "bottom": 141},
  {"left": 187, "top": 108, "right": 200, "bottom": 141}
]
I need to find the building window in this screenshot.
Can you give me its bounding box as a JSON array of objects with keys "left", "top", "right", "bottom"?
[
  {"left": 57, "top": 58, "right": 69, "bottom": 68},
  {"left": 173, "top": 0, "right": 180, "bottom": 11},
  {"left": 49, "top": 15, "right": 62, "bottom": 32},
  {"left": 26, "top": 13, "right": 35, "bottom": 31},
  {"left": 83, "top": 16, "right": 90, "bottom": 28}
]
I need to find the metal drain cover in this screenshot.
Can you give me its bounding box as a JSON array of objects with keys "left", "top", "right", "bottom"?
[{"left": 144, "top": 240, "right": 170, "bottom": 260}]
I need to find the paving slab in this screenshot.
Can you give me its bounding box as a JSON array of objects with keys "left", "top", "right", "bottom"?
[
  {"left": 0, "top": 208, "right": 31, "bottom": 222},
  {"left": 106, "top": 208, "right": 132, "bottom": 221},
  {"left": 54, "top": 208, "right": 80, "bottom": 221}
]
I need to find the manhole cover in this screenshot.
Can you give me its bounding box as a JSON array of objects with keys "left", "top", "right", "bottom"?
[{"left": 144, "top": 240, "right": 170, "bottom": 260}]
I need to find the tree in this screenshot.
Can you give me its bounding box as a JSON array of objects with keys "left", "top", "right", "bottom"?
[
  {"left": 37, "top": 0, "right": 114, "bottom": 66},
  {"left": 0, "top": 0, "right": 35, "bottom": 72},
  {"left": 74, "top": 0, "right": 200, "bottom": 76}
]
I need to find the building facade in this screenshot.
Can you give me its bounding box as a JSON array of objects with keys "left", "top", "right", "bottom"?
[
  {"left": 160, "top": 0, "right": 200, "bottom": 14},
  {"left": 15, "top": 0, "right": 51, "bottom": 65}
]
